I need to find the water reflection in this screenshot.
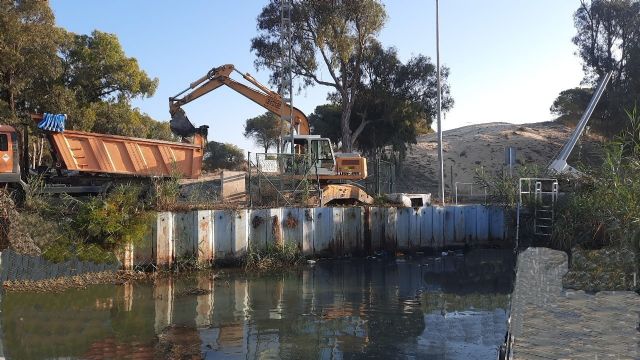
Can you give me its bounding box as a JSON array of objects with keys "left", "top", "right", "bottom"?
[{"left": 1, "top": 249, "right": 514, "bottom": 359}]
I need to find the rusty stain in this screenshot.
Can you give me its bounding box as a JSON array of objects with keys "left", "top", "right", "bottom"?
[{"left": 272, "top": 215, "right": 283, "bottom": 247}]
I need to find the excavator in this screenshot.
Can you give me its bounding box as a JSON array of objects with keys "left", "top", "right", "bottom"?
[{"left": 169, "top": 64, "right": 374, "bottom": 205}]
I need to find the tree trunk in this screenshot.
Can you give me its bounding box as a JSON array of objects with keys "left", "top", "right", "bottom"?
[{"left": 340, "top": 96, "right": 354, "bottom": 153}]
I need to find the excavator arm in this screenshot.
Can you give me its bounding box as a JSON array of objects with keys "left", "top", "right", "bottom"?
[{"left": 169, "top": 64, "right": 310, "bottom": 137}]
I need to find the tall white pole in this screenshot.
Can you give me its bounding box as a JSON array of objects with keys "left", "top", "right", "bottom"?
[{"left": 436, "top": 0, "right": 445, "bottom": 204}]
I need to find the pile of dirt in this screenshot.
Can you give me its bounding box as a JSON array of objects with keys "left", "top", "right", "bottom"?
[
  {"left": 396, "top": 121, "right": 603, "bottom": 194},
  {"left": 0, "top": 191, "right": 41, "bottom": 256}
]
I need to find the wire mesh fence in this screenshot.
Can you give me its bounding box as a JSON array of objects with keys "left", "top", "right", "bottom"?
[
  {"left": 248, "top": 152, "right": 323, "bottom": 207},
  {"left": 356, "top": 157, "right": 395, "bottom": 196}
]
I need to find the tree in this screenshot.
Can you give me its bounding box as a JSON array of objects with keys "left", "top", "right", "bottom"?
[
  {"left": 0, "top": 0, "right": 61, "bottom": 124},
  {"left": 309, "top": 43, "right": 453, "bottom": 161},
  {"left": 59, "top": 30, "right": 158, "bottom": 104},
  {"left": 243, "top": 112, "right": 288, "bottom": 153},
  {"left": 550, "top": 87, "right": 601, "bottom": 126},
  {"left": 251, "top": 0, "right": 387, "bottom": 152},
  {"left": 553, "top": 0, "right": 640, "bottom": 135},
  {"left": 203, "top": 141, "right": 246, "bottom": 171}
]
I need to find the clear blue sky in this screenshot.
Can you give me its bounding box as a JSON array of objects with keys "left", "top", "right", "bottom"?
[{"left": 50, "top": 0, "right": 584, "bottom": 154}]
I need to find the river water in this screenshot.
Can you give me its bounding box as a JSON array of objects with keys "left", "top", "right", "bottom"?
[{"left": 0, "top": 250, "right": 514, "bottom": 359}]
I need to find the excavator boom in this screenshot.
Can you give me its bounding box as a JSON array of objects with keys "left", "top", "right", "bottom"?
[
  {"left": 169, "top": 63, "right": 373, "bottom": 206},
  {"left": 169, "top": 64, "right": 310, "bottom": 137}
]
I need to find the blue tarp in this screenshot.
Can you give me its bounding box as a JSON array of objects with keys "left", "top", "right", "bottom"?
[{"left": 37, "top": 113, "right": 66, "bottom": 132}]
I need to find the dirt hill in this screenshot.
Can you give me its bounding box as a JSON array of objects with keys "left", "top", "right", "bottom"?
[{"left": 395, "top": 121, "right": 603, "bottom": 195}]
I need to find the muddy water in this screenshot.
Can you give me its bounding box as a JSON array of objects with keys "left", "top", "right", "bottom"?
[{"left": 0, "top": 250, "right": 514, "bottom": 359}]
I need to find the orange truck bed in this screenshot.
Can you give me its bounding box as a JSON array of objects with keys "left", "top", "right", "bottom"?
[{"left": 48, "top": 130, "right": 204, "bottom": 179}]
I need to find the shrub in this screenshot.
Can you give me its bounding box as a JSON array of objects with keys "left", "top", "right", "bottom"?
[
  {"left": 553, "top": 108, "right": 640, "bottom": 252},
  {"left": 74, "top": 184, "right": 153, "bottom": 250},
  {"left": 244, "top": 242, "right": 304, "bottom": 272}
]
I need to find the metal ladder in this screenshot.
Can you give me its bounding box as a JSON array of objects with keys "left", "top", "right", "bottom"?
[
  {"left": 516, "top": 178, "right": 559, "bottom": 245},
  {"left": 533, "top": 180, "right": 558, "bottom": 236}
]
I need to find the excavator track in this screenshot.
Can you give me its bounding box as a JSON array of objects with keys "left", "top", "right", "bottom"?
[{"left": 321, "top": 184, "right": 374, "bottom": 206}]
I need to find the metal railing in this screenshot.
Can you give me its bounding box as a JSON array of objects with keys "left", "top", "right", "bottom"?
[{"left": 516, "top": 178, "right": 559, "bottom": 247}]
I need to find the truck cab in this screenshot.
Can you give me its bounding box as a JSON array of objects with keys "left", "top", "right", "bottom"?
[{"left": 0, "top": 125, "right": 21, "bottom": 184}]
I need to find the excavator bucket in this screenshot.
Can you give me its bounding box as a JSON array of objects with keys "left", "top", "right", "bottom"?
[{"left": 170, "top": 108, "right": 197, "bottom": 138}]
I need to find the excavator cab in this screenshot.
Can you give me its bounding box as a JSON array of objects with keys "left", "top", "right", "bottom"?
[{"left": 284, "top": 135, "right": 336, "bottom": 175}]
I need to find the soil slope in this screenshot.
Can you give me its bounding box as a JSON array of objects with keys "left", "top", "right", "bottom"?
[{"left": 395, "top": 121, "right": 603, "bottom": 195}]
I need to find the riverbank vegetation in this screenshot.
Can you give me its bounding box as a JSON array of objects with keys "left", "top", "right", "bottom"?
[
  {"left": 243, "top": 242, "right": 305, "bottom": 272},
  {"left": 553, "top": 109, "right": 640, "bottom": 291}
]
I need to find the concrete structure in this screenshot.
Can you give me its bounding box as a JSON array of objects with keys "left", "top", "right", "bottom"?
[
  {"left": 137, "top": 205, "right": 509, "bottom": 268},
  {"left": 506, "top": 247, "right": 640, "bottom": 359}
]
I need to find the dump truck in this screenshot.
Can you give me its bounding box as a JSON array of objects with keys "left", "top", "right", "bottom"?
[
  {"left": 0, "top": 113, "right": 207, "bottom": 198},
  {"left": 169, "top": 64, "right": 374, "bottom": 205}
]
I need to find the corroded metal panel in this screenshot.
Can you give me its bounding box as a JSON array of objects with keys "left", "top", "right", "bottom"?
[
  {"left": 464, "top": 205, "right": 478, "bottom": 244},
  {"left": 476, "top": 205, "right": 490, "bottom": 243},
  {"left": 249, "top": 209, "right": 268, "bottom": 251},
  {"left": 489, "top": 206, "right": 506, "bottom": 241},
  {"left": 331, "top": 208, "right": 344, "bottom": 256},
  {"left": 282, "top": 208, "right": 303, "bottom": 249},
  {"left": 409, "top": 208, "right": 422, "bottom": 249},
  {"left": 454, "top": 206, "right": 466, "bottom": 246},
  {"left": 420, "top": 206, "right": 434, "bottom": 248},
  {"left": 233, "top": 209, "right": 249, "bottom": 256},
  {"left": 173, "top": 211, "right": 198, "bottom": 259},
  {"left": 384, "top": 207, "right": 397, "bottom": 252},
  {"left": 173, "top": 212, "right": 197, "bottom": 259},
  {"left": 213, "top": 210, "right": 233, "bottom": 258},
  {"left": 154, "top": 212, "right": 174, "bottom": 268},
  {"left": 134, "top": 221, "right": 154, "bottom": 266},
  {"left": 196, "top": 210, "right": 213, "bottom": 265},
  {"left": 266, "top": 208, "right": 283, "bottom": 248},
  {"left": 302, "top": 208, "right": 314, "bottom": 256},
  {"left": 368, "top": 207, "right": 385, "bottom": 253},
  {"left": 313, "top": 207, "right": 333, "bottom": 254},
  {"left": 396, "top": 208, "right": 411, "bottom": 250},
  {"left": 342, "top": 207, "right": 363, "bottom": 255},
  {"left": 443, "top": 206, "right": 456, "bottom": 247},
  {"left": 432, "top": 207, "right": 445, "bottom": 248}
]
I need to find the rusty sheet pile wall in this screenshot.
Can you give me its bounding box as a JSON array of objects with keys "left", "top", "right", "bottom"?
[{"left": 127, "top": 205, "right": 508, "bottom": 269}]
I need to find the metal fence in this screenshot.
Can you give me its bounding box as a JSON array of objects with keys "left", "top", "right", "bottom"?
[
  {"left": 248, "top": 152, "right": 323, "bottom": 207},
  {"left": 454, "top": 182, "right": 487, "bottom": 204},
  {"left": 0, "top": 249, "right": 119, "bottom": 282},
  {"left": 357, "top": 156, "right": 395, "bottom": 196}
]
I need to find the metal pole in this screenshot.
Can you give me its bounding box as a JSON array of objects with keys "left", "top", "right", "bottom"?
[
  {"left": 436, "top": 0, "right": 445, "bottom": 205},
  {"left": 247, "top": 151, "right": 252, "bottom": 207}
]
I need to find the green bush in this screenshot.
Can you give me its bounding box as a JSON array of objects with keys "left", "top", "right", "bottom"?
[
  {"left": 74, "top": 184, "right": 153, "bottom": 250},
  {"left": 473, "top": 164, "right": 541, "bottom": 207},
  {"left": 553, "top": 108, "right": 640, "bottom": 252},
  {"left": 151, "top": 175, "right": 181, "bottom": 210}
]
